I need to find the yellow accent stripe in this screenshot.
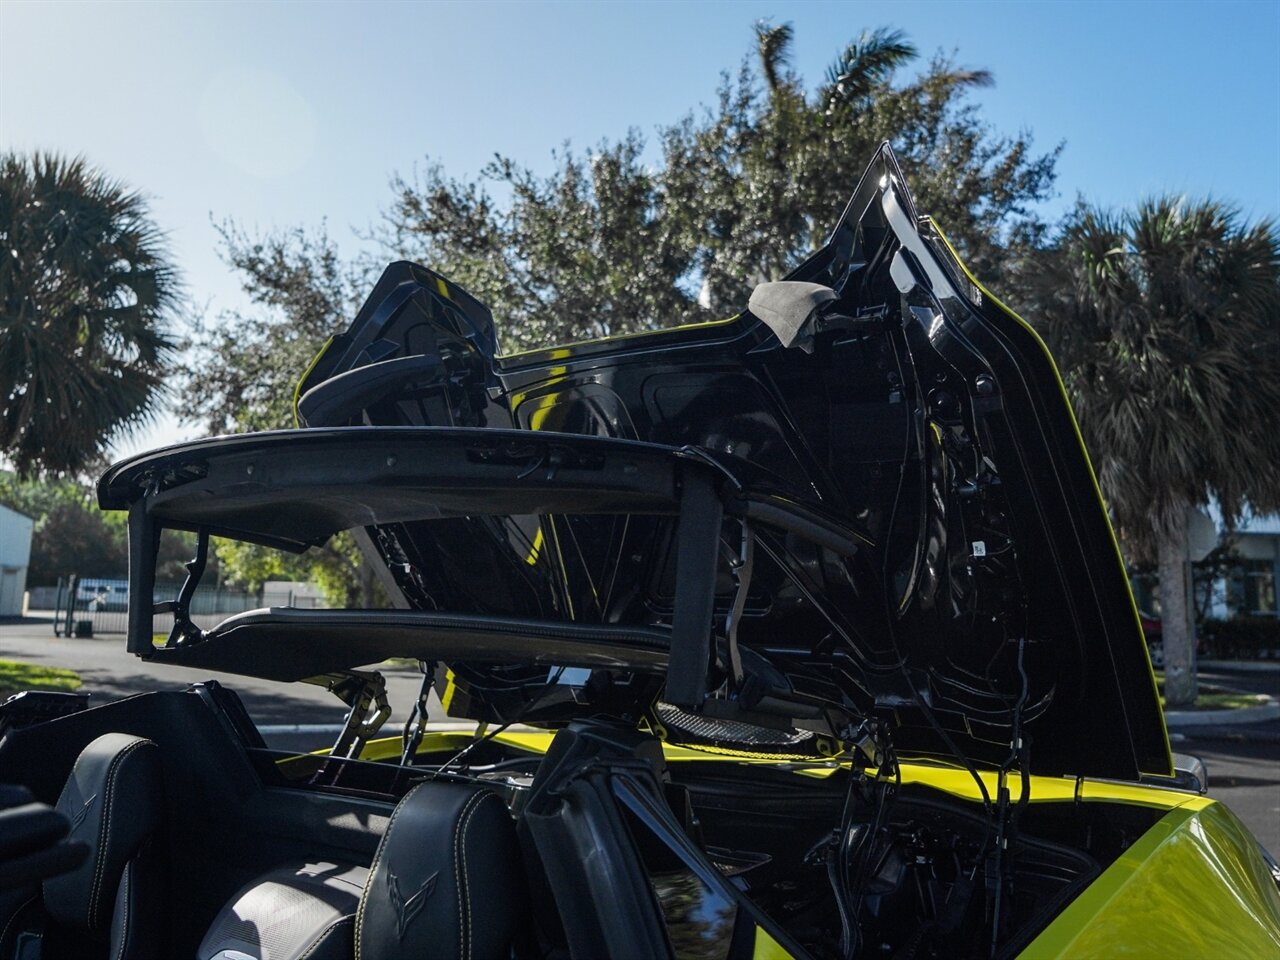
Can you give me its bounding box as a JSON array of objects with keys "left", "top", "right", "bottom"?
[
  {"left": 525, "top": 528, "right": 544, "bottom": 566},
  {"left": 303, "top": 729, "right": 1206, "bottom": 812},
  {"left": 292, "top": 336, "right": 336, "bottom": 427},
  {"left": 439, "top": 668, "right": 457, "bottom": 713}
]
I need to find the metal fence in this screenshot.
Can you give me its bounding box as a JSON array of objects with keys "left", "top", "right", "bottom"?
[{"left": 52, "top": 574, "right": 266, "bottom": 638}]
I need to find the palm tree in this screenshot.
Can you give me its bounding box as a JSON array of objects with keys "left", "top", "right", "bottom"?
[
  {"left": 753, "top": 21, "right": 921, "bottom": 110},
  {"left": 754, "top": 20, "right": 795, "bottom": 98},
  {"left": 1040, "top": 198, "right": 1280, "bottom": 706},
  {"left": 0, "top": 152, "right": 178, "bottom": 475},
  {"left": 820, "top": 27, "right": 921, "bottom": 116}
]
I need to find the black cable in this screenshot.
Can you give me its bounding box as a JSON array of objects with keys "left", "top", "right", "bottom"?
[
  {"left": 845, "top": 746, "right": 899, "bottom": 959},
  {"left": 872, "top": 313, "right": 993, "bottom": 817},
  {"left": 988, "top": 638, "right": 1031, "bottom": 958},
  {"left": 428, "top": 666, "right": 566, "bottom": 782},
  {"left": 834, "top": 767, "right": 860, "bottom": 958}
]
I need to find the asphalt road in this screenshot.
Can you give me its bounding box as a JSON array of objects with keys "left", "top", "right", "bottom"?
[
  {"left": 1176, "top": 664, "right": 1280, "bottom": 855},
  {"left": 3, "top": 616, "right": 1277, "bottom": 853},
  {"left": 0, "top": 615, "right": 440, "bottom": 748}
]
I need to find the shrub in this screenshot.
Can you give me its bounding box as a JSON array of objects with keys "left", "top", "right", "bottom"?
[{"left": 1199, "top": 617, "right": 1280, "bottom": 660}]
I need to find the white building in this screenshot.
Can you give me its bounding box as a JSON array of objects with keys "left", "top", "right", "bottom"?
[
  {"left": 1131, "top": 510, "right": 1279, "bottom": 620},
  {"left": 1215, "top": 512, "right": 1280, "bottom": 617},
  {"left": 0, "top": 504, "right": 34, "bottom": 617},
  {"left": 262, "top": 580, "right": 327, "bottom": 609}
]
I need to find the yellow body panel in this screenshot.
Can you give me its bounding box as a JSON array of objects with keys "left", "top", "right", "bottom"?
[
  {"left": 330, "top": 732, "right": 1278, "bottom": 959},
  {"left": 752, "top": 925, "right": 793, "bottom": 960},
  {"left": 1021, "top": 801, "right": 1280, "bottom": 958}
]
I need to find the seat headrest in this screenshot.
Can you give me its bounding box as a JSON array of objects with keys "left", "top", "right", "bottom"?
[
  {"left": 356, "top": 781, "right": 526, "bottom": 960},
  {"left": 43, "top": 733, "right": 162, "bottom": 934}
]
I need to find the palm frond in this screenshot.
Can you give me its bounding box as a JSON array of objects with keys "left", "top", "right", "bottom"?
[
  {"left": 822, "top": 27, "right": 918, "bottom": 116},
  {"left": 1040, "top": 194, "right": 1280, "bottom": 558},
  {"left": 754, "top": 20, "right": 794, "bottom": 96},
  {"left": 0, "top": 151, "right": 179, "bottom": 475}
]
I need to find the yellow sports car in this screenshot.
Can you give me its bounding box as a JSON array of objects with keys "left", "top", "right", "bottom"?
[{"left": 2, "top": 146, "right": 1278, "bottom": 959}]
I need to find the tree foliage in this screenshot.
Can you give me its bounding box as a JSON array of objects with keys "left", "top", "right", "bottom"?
[
  {"left": 0, "top": 153, "right": 179, "bottom": 475},
  {"left": 1037, "top": 198, "right": 1280, "bottom": 704},
  {"left": 0, "top": 471, "right": 123, "bottom": 584},
  {"left": 186, "top": 23, "right": 1058, "bottom": 403},
  {"left": 177, "top": 223, "right": 382, "bottom": 605},
  {"left": 373, "top": 22, "right": 1058, "bottom": 352},
  {"left": 183, "top": 222, "right": 361, "bottom": 435},
  {"left": 0, "top": 471, "right": 194, "bottom": 585},
  {"left": 1038, "top": 198, "right": 1280, "bottom": 554},
  {"left": 212, "top": 533, "right": 378, "bottom": 607}
]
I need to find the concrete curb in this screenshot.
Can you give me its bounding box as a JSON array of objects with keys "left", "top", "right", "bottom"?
[
  {"left": 256, "top": 724, "right": 346, "bottom": 735},
  {"left": 1175, "top": 725, "right": 1280, "bottom": 744},
  {"left": 256, "top": 722, "right": 480, "bottom": 736},
  {"left": 1199, "top": 660, "right": 1280, "bottom": 674},
  {"left": 1164, "top": 699, "right": 1280, "bottom": 728}
]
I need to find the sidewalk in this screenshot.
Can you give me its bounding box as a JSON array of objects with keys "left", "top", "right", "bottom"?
[
  {"left": 1199, "top": 659, "right": 1280, "bottom": 674},
  {"left": 1164, "top": 699, "right": 1280, "bottom": 730},
  {"left": 1174, "top": 718, "right": 1280, "bottom": 744}
]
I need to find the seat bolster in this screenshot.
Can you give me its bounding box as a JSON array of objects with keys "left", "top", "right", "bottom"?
[
  {"left": 43, "top": 734, "right": 162, "bottom": 936},
  {"left": 356, "top": 782, "right": 525, "bottom": 960},
  {"left": 295, "top": 915, "right": 355, "bottom": 960},
  {"left": 0, "top": 890, "right": 43, "bottom": 957},
  {"left": 109, "top": 842, "right": 165, "bottom": 960},
  {"left": 197, "top": 862, "right": 367, "bottom": 960}
]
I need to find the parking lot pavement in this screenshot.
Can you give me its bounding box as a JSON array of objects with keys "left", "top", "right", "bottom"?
[
  {"left": 1199, "top": 664, "right": 1280, "bottom": 699},
  {"left": 0, "top": 615, "right": 440, "bottom": 749}
]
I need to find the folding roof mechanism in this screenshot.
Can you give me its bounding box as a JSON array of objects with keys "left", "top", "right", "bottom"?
[{"left": 103, "top": 426, "right": 869, "bottom": 710}]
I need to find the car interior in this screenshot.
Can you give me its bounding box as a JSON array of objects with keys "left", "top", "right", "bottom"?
[
  {"left": 0, "top": 147, "right": 1215, "bottom": 959},
  {"left": 0, "top": 668, "right": 1176, "bottom": 960}
]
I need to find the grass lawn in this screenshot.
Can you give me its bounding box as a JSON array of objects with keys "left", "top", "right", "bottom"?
[
  {"left": 0, "top": 659, "right": 83, "bottom": 700},
  {"left": 1153, "top": 671, "right": 1270, "bottom": 711},
  {"left": 1160, "top": 690, "right": 1270, "bottom": 711}
]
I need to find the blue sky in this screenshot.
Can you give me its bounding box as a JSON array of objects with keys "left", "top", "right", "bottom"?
[{"left": 2, "top": 0, "right": 1278, "bottom": 457}]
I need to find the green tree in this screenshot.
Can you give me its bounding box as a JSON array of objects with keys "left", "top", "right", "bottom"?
[
  {"left": 212, "top": 534, "right": 377, "bottom": 608},
  {"left": 0, "top": 471, "right": 124, "bottom": 584},
  {"left": 187, "top": 22, "right": 1058, "bottom": 392},
  {"left": 376, "top": 21, "right": 1058, "bottom": 351},
  {"left": 0, "top": 470, "right": 197, "bottom": 585},
  {"left": 183, "top": 222, "right": 360, "bottom": 435},
  {"left": 1038, "top": 199, "right": 1280, "bottom": 706},
  {"left": 179, "top": 224, "right": 377, "bottom": 606},
  {"left": 0, "top": 153, "right": 179, "bottom": 475}
]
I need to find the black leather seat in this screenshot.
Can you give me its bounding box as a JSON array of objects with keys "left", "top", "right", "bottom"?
[
  {"left": 196, "top": 862, "right": 368, "bottom": 960},
  {"left": 196, "top": 781, "right": 527, "bottom": 960},
  {"left": 0, "top": 732, "right": 164, "bottom": 959},
  {"left": 356, "top": 781, "right": 527, "bottom": 960}
]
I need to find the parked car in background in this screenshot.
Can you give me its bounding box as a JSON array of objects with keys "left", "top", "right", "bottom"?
[
  {"left": 1140, "top": 610, "right": 1164, "bottom": 666},
  {"left": 74, "top": 577, "right": 128, "bottom": 612}
]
